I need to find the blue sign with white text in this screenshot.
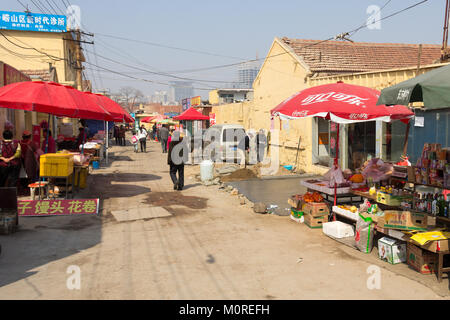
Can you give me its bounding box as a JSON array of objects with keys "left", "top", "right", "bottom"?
[{"left": 0, "top": 10, "right": 66, "bottom": 33}]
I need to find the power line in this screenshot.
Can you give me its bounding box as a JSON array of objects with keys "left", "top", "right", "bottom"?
[
  {"left": 50, "top": 0, "right": 65, "bottom": 15},
  {"left": 95, "top": 33, "right": 247, "bottom": 61},
  {"left": 44, "top": 0, "right": 59, "bottom": 15},
  {"left": 30, "top": 0, "right": 45, "bottom": 13},
  {"left": 35, "top": 0, "right": 52, "bottom": 14}
]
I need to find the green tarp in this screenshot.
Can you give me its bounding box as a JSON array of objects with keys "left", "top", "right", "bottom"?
[{"left": 377, "top": 63, "right": 450, "bottom": 109}]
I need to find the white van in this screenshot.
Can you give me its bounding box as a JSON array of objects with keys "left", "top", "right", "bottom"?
[{"left": 204, "top": 124, "right": 247, "bottom": 163}]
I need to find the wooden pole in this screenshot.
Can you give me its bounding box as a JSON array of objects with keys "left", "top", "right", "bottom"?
[
  {"left": 75, "top": 29, "right": 83, "bottom": 91},
  {"left": 402, "top": 121, "right": 411, "bottom": 157}
]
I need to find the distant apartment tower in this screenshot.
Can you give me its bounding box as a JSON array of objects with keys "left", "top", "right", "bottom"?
[
  {"left": 169, "top": 81, "right": 194, "bottom": 104},
  {"left": 237, "top": 61, "right": 260, "bottom": 89}
]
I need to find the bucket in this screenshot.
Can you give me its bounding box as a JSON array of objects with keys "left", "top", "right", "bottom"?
[
  {"left": 200, "top": 160, "right": 214, "bottom": 182},
  {"left": 92, "top": 161, "right": 100, "bottom": 169}
]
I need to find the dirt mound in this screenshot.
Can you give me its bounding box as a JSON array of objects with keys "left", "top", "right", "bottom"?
[{"left": 221, "top": 168, "right": 258, "bottom": 182}]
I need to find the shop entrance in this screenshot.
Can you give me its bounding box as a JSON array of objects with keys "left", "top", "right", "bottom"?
[{"left": 347, "top": 122, "right": 376, "bottom": 170}]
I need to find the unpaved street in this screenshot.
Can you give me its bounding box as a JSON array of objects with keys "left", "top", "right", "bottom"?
[{"left": 0, "top": 140, "right": 448, "bottom": 300}]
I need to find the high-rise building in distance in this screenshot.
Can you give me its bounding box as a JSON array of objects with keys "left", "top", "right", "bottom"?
[{"left": 169, "top": 81, "right": 194, "bottom": 104}]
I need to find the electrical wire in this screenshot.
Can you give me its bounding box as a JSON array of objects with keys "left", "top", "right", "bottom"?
[{"left": 30, "top": 0, "right": 45, "bottom": 13}]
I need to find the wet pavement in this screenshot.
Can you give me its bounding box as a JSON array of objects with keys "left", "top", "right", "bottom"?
[{"left": 226, "top": 175, "right": 320, "bottom": 215}]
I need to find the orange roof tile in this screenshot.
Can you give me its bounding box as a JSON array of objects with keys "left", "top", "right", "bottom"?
[{"left": 281, "top": 38, "right": 442, "bottom": 76}]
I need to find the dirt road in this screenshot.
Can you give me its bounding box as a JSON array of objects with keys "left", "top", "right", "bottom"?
[{"left": 0, "top": 139, "right": 448, "bottom": 299}]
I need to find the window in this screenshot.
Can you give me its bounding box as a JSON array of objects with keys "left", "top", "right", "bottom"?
[
  {"left": 382, "top": 121, "right": 407, "bottom": 162},
  {"left": 347, "top": 122, "right": 376, "bottom": 170},
  {"left": 315, "top": 118, "right": 331, "bottom": 167}
]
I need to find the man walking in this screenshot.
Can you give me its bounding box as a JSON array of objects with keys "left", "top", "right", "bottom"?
[
  {"left": 159, "top": 125, "right": 169, "bottom": 153},
  {"left": 256, "top": 129, "right": 267, "bottom": 163},
  {"left": 168, "top": 131, "right": 187, "bottom": 191}
]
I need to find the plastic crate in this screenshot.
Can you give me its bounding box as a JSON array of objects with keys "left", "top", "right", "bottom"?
[{"left": 40, "top": 153, "right": 74, "bottom": 177}]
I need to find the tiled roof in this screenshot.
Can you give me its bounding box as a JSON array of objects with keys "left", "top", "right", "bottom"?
[
  {"left": 281, "top": 38, "right": 442, "bottom": 76},
  {"left": 20, "top": 69, "right": 52, "bottom": 81}
]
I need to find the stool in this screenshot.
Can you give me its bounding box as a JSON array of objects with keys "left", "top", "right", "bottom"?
[
  {"left": 437, "top": 250, "right": 450, "bottom": 283},
  {"left": 28, "top": 181, "right": 49, "bottom": 200}
]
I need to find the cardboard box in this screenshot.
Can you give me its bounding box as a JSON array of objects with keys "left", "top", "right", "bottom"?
[
  {"left": 304, "top": 213, "right": 328, "bottom": 229},
  {"left": 378, "top": 237, "right": 407, "bottom": 264},
  {"left": 302, "top": 202, "right": 329, "bottom": 217},
  {"left": 418, "top": 239, "right": 450, "bottom": 253},
  {"left": 376, "top": 192, "right": 412, "bottom": 207},
  {"left": 407, "top": 242, "right": 437, "bottom": 274},
  {"left": 407, "top": 166, "right": 415, "bottom": 183},
  {"left": 377, "top": 211, "right": 427, "bottom": 231}
]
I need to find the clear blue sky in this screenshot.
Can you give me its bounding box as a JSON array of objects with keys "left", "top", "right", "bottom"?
[{"left": 2, "top": 0, "right": 446, "bottom": 99}]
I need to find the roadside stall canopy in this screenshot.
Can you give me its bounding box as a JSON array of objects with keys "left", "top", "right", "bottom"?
[
  {"left": 377, "top": 63, "right": 450, "bottom": 109},
  {"left": 89, "top": 93, "right": 134, "bottom": 123},
  {"left": 173, "top": 107, "right": 209, "bottom": 121},
  {"left": 149, "top": 114, "right": 168, "bottom": 123},
  {"left": 0, "top": 81, "right": 104, "bottom": 119},
  {"left": 271, "top": 82, "right": 414, "bottom": 207},
  {"left": 271, "top": 82, "right": 414, "bottom": 124},
  {"left": 141, "top": 116, "right": 155, "bottom": 123}
]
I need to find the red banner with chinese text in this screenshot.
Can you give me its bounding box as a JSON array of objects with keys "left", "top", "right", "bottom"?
[{"left": 18, "top": 199, "right": 100, "bottom": 216}]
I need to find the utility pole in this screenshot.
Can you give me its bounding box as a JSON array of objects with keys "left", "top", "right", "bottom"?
[
  {"left": 441, "top": 0, "right": 450, "bottom": 62},
  {"left": 75, "top": 29, "right": 83, "bottom": 90}
]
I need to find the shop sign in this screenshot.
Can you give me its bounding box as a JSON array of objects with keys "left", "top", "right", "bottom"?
[
  {"left": 0, "top": 10, "right": 66, "bottom": 33},
  {"left": 209, "top": 113, "right": 216, "bottom": 126},
  {"left": 18, "top": 199, "right": 100, "bottom": 217},
  {"left": 301, "top": 92, "right": 369, "bottom": 107},
  {"left": 191, "top": 96, "right": 201, "bottom": 107}
]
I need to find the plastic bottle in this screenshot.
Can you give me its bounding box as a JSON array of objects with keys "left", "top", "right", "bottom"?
[{"left": 432, "top": 195, "right": 438, "bottom": 216}]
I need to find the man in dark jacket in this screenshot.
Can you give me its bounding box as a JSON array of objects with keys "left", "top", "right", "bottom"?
[
  {"left": 159, "top": 125, "right": 169, "bottom": 153},
  {"left": 168, "top": 131, "right": 187, "bottom": 190}
]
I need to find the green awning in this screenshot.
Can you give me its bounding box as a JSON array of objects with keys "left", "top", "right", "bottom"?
[{"left": 377, "top": 63, "right": 450, "bottom": 110}]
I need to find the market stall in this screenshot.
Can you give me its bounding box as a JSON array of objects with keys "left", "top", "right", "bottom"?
[
  {"left": 273, "top": 82, "right": 450, "bottom": 283},
  {"left": 0, "top": 81, "right": 132, "bottom": 200}
]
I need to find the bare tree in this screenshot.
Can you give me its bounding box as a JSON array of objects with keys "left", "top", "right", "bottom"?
[{"left": 114, "top": 87, "right": 147, "bottom": 112}]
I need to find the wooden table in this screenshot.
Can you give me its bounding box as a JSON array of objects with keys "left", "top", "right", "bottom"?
[{"left": 437, "top": 250, "right": 450, "bottom": 283}]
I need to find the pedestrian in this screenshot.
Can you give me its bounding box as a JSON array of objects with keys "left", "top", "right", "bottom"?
[
  {"left": 152, "top": 123, "right": 157, "bottom": 141},
  {"left": 131, "top": 130, "right": 139, "bottom": 153},
  {"left": 167, "top": 128, "right": 175, "bottom": 152},
  {"left": 113, "top": 125, "right": 119, "bottom": 145},
  {"left": 76, "top": 127, "right": 87, "bottom": 150},
  {"left": 159, "top": 124, "right": 169, "bottom": 153},
  {"left": 0, "top": 128, "right": 22, "bottom": 188},
  {"left": 256, "top": 129, "right": 267, "bottom": 163},
  {"left": 119, "top": 125, "right": 126, "bottom": 146},
  {"left": 238, "top": 133, "right": 250, "bottom": 166},
  {"left": 42, "top": 129, "right": 56, "bottom": 154},
  {"left": 20, "top": 130, "right": 39, "bottom": 183},
  {"left": 168, "top": 131, "right": 187, "bottom": 191},
  {"left": 138, "top": 125, "right": 148, "bottom": 152}
]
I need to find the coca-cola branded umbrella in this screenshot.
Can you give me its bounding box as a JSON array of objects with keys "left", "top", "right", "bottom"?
[
  {"left": 271, "top": 82, "right": 414, "bottom": 208},
  {"left": 271, "top": 82, "right": 414, "bottom": 124}
]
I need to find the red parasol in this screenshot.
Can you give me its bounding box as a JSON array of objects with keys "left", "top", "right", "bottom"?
[
  {"left": 173, "top": 108, "right": 209, "bottom": 121},
  {"left": 92, "top": 93, "right": 134, "bottom": 123},
  {"left": 271, "top": 82, "right": 414, "bottom": 124},
  {"left": 141, "top": 116, "right": 155, "bottom": 123}
]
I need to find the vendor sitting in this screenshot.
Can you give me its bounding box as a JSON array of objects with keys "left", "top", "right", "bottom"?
[
  {"left": 42, "top": 129, "right": 56, "bottom": 154},
  {"left": 76, "top": 127, "right": 88, "bottom": 149},
  {"left": 0, "top": 128, "right": 22, "bottom": 188}
]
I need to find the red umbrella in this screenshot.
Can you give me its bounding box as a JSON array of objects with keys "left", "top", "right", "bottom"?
[
  {"left": 63, "top": 86, "right": 112, "bottom": 120},
  {"left": 0, "top": 81, "right": 80, "bottom": 117},
  {"left": 141, "top": 116, "right": 155, "bottom": 123},
  {"left": 173, "top": 108, "right": 209, "bottom": 121},
  {"left": 271, "top": 82, "right": 414, "bottom": 124},
  {"left": 92, "top": 93, "right": 134, "bottom": 123}
]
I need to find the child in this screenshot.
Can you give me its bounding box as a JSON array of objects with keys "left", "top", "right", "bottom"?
[{"left": 131, "top": 130, "right": 139, "bottom": 153}]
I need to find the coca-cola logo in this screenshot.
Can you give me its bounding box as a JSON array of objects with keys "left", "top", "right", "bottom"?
[
  {"left": 349, "top": 113, "right": 369, "bottom": 120},
  {"left": 301, "top": 92, "right": 369, "bottom": 107},
  {"left": 292, "top": 110, "right": 309, "bottom": 117}
]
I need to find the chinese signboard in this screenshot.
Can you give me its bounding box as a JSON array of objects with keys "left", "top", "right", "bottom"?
[
  {"left": 0, "top": 10, "right": 67, "bottom": 33},
  {"left": 190, "top": 96, "right": 201, "bottom": 107},
  {"left": 182, "top": 98, "right": 191, "bottom": 111},
  {"left": 18, "top": 199, "right": 100, "bottom": 217}
]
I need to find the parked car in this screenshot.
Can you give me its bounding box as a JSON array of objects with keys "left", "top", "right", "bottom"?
[{"left": 204, "top": 124, "right": 246, "bottom": 163}]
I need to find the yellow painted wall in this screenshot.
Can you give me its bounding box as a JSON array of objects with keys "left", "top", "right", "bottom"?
[
  {"left": 0, "top": 30, "right": 78, "bottom": 86},
  {"left": 209, "top": 90, "right": 219, "bottom": 105}
]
